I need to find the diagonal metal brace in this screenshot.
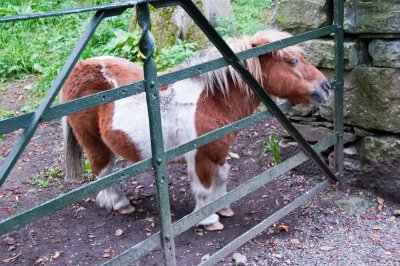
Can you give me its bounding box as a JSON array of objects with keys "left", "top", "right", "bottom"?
[{"left": 177, "top": 0, "right": 338, "bottom": 182}]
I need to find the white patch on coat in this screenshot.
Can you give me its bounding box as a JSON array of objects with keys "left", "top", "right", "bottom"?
[
  {"left": 111, "top": 78, "right": 203, "bottom": 160},
  {"left": 97, "top": 58, "right": 118, "bottom": 88}
]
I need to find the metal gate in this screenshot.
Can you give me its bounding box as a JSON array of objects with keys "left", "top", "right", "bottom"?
[{"left": 0, "top": 0, "right": 344, "bottom": 265}]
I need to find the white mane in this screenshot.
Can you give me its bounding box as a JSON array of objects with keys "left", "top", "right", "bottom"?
[{"left": 179, "top": 30, "right": 303, "bottom": 96}]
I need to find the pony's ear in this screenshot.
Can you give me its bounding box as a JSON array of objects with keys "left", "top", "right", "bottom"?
[{"left": 250, "top": 37, "right": 270, "bottom": 47}]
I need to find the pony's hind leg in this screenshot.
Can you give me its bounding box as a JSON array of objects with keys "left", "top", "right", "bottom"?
[{"left": 85, "top": 145, "right": 134, "bottom": 215}]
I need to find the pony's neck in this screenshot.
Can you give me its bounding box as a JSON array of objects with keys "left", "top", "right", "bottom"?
[{"left": 202, "top": 82, "right": 260, "bottom": 124}]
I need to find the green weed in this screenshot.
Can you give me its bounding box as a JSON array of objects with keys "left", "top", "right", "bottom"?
[
  {"left": 29, "top": 165, "right": 64, "bottom": 189},
  {"left": 259, "top": 135, "right": 281, "bottom": 166}
]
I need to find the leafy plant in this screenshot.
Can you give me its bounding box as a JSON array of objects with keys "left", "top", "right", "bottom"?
[
  {"left": 259, "top": 135, "right": 281, "bottom": 166},
  {"left": 29, "top": 165, "right": 64, "bottom": 189},
  {"left": 155, "top": 40, "right": 197, "bottom": 71},
  {"left": 104, "top": 29, "right": 143, "bottom": 62}
]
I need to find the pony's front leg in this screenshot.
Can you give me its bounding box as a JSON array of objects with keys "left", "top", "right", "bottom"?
[
  {"left": 212, "top": 163, "right": 234, "bottom": 217},
  {"left": 95, "top": 157, "right": 135, "bottom": 215},
  {"left": 189, "top": 155, "right": 223, "bottom": 231}
]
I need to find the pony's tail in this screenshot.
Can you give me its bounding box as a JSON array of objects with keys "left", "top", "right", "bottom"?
[{"left": 60, "top": 94, "right": 83, "bottom": 180}]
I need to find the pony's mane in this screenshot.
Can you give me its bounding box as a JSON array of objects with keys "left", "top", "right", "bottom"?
[{"left": 179, "top": 30, "right": 303, "bottom": 96}]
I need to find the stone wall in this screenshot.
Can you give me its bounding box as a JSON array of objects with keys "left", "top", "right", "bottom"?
[{"left": 274, "top": 0, "right": 400, "bottom": 201}]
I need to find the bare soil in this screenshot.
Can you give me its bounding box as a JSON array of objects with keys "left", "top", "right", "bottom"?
[{"left": 1, "top": 79, "right": 399, "bottom": 265}]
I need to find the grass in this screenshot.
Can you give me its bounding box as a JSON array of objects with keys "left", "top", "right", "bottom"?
[{"left": 0, "top": 0, "right": 272, "bottom": 111}]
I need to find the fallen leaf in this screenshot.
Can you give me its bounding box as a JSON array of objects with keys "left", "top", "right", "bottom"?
[
  {"left": 103, "top": 247, "right": 117, "bottom": 258},
  {"left": 52, "top": 251, "right": 61, "bottom": 260},
  {"left": 320, "top": 246, "right": 335, "bottom": 251},
  {"left": 35, "top": 257, "right": 46, "bottom": 265},
  {"left": 3, "top": 236, "right": 15, "bottom": 245},
  {"left": 278, "top": 224, "right": 289, "bottom": 232},
  {"left": 115, "top": 229, "right": 124, "bottom": 237},
  {"left": 393, "top": 210, "right": 400, "bottom": 217},
  {"left": 2, "top": 252, "right": 21, "bottom": 263},
  {"left": 388, "top": 216, "right": 396, "bottom": 222}
]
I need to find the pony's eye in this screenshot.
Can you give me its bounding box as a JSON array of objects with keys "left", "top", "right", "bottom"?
[{"left": 287, "top": 58, "right": 299, "bottom": 66}]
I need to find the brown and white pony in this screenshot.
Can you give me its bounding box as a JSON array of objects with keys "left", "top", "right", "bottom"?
[{"left": 61, "top": 30, "right": 331, "bottom": 230}]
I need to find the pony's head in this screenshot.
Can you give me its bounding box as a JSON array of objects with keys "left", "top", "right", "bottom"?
[{"left": 250, "top": 30, "right": 332, "bottom": 105}]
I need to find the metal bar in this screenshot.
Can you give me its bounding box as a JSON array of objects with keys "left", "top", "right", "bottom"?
[
  {"left": 104, "top": 134, "right": 336, "bottom": 265},
  {"left": 165, "top": 102, "right": 292, "bottom": 160},
  {"left": 0, "top": 159, "right": 152, "bottom": 236},
  {"left": 171, "top": 133, "right": 336, "bottom": 237},
  {"left": 0, "top": 82, "right": 145, "bottom": 135},
  {"left": 0, "top": 102, "right": 291, "bottom": 236},
  {"left": 334, "top": 0, "right": 345, "bottom": 183},
  {"left": 200, "top": 180, "right": 331, "bottom": 266},
  {"left": 0, "top": 10, "right": 116, "bottom": 187},
  {"left": 136, "top": 3, "right": 176, "bottom": 265},
  {"left": 0, "top": 1, "right": 144, "bottom": 23},
  {"left": 0, "top": 26, "right": 335, "bottom": 135},
  {"left": 178, "top": 1, "right": 338, "bottom": 183}
]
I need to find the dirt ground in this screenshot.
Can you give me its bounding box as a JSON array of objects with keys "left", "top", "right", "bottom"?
[{"left": 1, "top": 79, "right": 399, "bottom": 265}]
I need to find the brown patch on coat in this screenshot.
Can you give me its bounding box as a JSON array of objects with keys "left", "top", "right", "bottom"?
[
  {"left": 62, "top": 57, "right": 144, "bottom": 174},
  {"left": 195, "top": 81, "right": 260, "bottom": 188}
]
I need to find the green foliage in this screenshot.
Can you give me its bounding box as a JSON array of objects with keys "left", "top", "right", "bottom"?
[
  {"left": 155, "top": 40, "right": 197, "bottom": 71},
  {"left": 217, "top": 0, "right": 273, "bottom": 37},
  {"left": 259, "top": 135, "right": 281, "bottom": 166},
  {"left": 103, "top": 29, "right": 143, "bottom": 62},
  {"left": 0, "top": 0, "right": 128, "bottom": 98},
  {"left": 83, "top": 158, "right": 94, "bottom": 182},
  {"left": 0, "top": 108, "right": 14, "bottom": 120}
]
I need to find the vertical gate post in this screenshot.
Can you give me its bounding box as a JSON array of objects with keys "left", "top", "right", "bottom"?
[
  {"left": 136, "top": 3, "right": 177, "bottom": 265},
  {"left": 334, "top": 0, "right": 345, "bottom": 183}
]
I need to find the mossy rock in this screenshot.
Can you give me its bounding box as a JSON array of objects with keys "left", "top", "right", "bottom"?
[
  {"left": 274, "top": 0, "right": 331, "bottom": 34},
  {"left": 318, "top": 68, "right": 400, "bottom": 133},
  {"left": 131, "top": 1, "right": 209, "bottom": 49},
  {"left": 344, "top": 0, "right": 400, "bottom": 34}
]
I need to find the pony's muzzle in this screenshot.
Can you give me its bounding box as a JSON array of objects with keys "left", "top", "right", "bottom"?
[{"left": 311, "top": 81, "right": 333, "bottom": 105}]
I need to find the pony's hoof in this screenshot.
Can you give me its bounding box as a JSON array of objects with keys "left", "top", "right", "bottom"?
[
  {"left": 217, "top": 207, "right": 234, "bottom": 217},
  {"left": 204, "top": 221, "right": 224, "bottom": 231},
  {"left": 117, "top": 205, "right": 135, "bottom": 215}
]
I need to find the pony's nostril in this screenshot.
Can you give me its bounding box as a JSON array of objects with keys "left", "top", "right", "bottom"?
[{"left": 322, "top": 81, "right": 332, "bottom": 91}]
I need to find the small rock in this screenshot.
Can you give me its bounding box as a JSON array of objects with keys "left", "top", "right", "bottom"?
[
  {"left": 290, "top": 239, "right": 301, "bottom": 245},
  {"left": 115, "top": 229, "right": 124, "bottom": 237},
  {"left": 201, "top": 254, "right": 210, "bottom": 262},
  {"left": 233, "top": 252, "right": 247, "bottom": 265}
]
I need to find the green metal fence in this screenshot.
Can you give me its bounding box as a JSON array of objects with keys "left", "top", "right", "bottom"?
[{"left": 0, "top": 0, "right": 344, "bottom": 265}]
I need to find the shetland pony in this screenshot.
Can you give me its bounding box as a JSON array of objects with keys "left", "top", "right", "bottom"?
[{"left": 61, "top": 30, "right": 331, "bottom": 230}]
